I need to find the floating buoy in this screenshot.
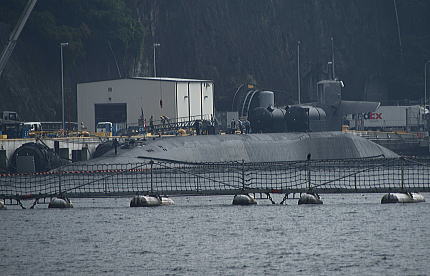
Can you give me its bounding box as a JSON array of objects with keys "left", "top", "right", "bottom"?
[
  {"left": 381, "top": 193, "right": 425, "bottom": 204},
  {"left": 48, "top": 197, "right": 73, "bottom": 208},
  {"left": 232, "top": 194, "right": 257, "bottom": 205},
  {"left": 298, "top": 193, "right": 323, "bottom": 205},
  {"left": 0, "top": 200, "right": 5, "bottom": 209},
  {"left": 161, "top": 197, "right": 175, "bottom": 205},
  {"left": 130, "top": 195, "right": 162, "bottom": 207}
]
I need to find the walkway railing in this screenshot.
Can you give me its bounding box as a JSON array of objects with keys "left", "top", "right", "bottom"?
[{"left": 1, "top": 156, "right": 430, "bottom": 201}]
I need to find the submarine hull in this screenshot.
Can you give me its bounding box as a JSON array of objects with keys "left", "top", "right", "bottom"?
[{"left": 86, "top": 131, "right": 398, "bottom": 164}]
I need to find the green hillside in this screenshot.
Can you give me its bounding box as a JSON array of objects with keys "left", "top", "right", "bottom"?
[{"left": 0, "top": 0, "right": 429, "bottom": 121}]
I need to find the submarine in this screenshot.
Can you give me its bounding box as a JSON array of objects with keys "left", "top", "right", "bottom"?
[
  {"left": 87, "top": 78, "right": 398, "bottom": 164},
  {"left": 73, "top": 78, "right": 407, "bottom": 206}
]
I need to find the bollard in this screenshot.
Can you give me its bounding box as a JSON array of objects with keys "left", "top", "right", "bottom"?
[
  {"left": 59, "top": 148, "right": 69, "bottom": 160},
  {"left": 54, "top": 141, "right": 60, "bottom": 154},
  {"left": 0, "top": 149, "right": 6, "bottom": 171},
  {"left": 81, "top": 147, "right": 88, "bottom": 161},
  {"left": 72, "top": 150, "right": 82, "bottom": 162}
]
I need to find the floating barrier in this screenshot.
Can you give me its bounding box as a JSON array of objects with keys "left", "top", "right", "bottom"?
[
  {"left": 381, "top": 193, "right": 425, "bottom": 204},
  {"left": 48, "top": 197, "right": 73, "bottom": 208},
  {"left": 232, "top": 194, "right": 257, "bottom": 205},
  {"left": 298, "top": 193, "right": 323, "bottom": 205}
]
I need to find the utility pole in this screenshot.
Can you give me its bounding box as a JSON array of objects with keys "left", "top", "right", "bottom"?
[
  {"left": 297, "top": 41, "right": 301, "bottom": 104},
  {"left": 425, "top": 60, "right": 430, "bottom": 109},
  {"left": 331, "top": 36, "right": 335, "bottom": 80},
  {"left": 153, "top": 43, "right": 160, "bottom": 77},
  {"left": 60, "top": 42, "right": 68, "bottom": 131}
]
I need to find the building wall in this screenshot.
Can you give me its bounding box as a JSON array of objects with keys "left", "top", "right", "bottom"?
[
  {"left": 77, "top": 78, "right": 214, "bottom": 131},
  {"left": 176, "top": 82, "right": 189, "bottom": 121},
  {"left": 77, "top": 79, "right": 175, "bottom": 131},
  {"left": 189, "top": 82, "right": 202, "bottom": 120},
  {"left": 202, "top": 82, "right": 214, "bottom": 119}
]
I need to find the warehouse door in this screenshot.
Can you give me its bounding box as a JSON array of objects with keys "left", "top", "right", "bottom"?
[{"left": 95, "top": 103, "right": 127, "bottom": 129}]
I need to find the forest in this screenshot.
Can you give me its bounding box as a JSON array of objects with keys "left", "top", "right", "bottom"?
[{"left": 0, "top": 0, "right": 429, "bottom": 121}]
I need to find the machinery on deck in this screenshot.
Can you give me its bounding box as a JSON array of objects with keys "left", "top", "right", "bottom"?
[{"left": 234, "top": 80, "right": 380, "bottom": 133}]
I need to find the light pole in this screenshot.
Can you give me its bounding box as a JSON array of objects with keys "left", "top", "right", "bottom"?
[
  {"left": 425, "top": 60, "right": 430, "bottom": 109},
  {"left": 297, "top": 40, "right": 301, "bottom": 104},
  {"left": 331, "top": 36, "right": 336, "bottom": 79},
  {"left": 60, "top": 42, "right": 68, "bottom": 131},
  {"left": 153, "top": 43, "right": 160, "bottom": 77}
]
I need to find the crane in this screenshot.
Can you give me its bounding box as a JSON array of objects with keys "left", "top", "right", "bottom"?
[{"left": 0, "top": 0, "right": 37, "bottom": 77}]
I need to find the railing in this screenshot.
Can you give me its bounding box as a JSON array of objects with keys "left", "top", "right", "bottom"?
[{"left": 1, "top": 156, "right": 430, "bottom": 200}]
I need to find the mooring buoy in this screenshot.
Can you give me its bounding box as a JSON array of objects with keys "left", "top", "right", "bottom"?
[
  {"left": 130, "top": 195, "right": 162, "bottom": 207},
  {"left": 48, "top": 197, "right": 73, "bottom": 208},
  {"left": 298, "top": 193, "right": 323, "bottom": 205},
  {"left": 161, "top": 197, "right": 175, "bottom": 205},
  {"left": 381, "top": 193, "right": 425, "bottom": 204},
  {"left": 232, "top": 194, "right": 257, "bottom": 205}
]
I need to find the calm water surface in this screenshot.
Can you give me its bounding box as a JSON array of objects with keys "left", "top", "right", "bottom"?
[{"left": 1, "top": 193, "right": 429, "bottom": 275}]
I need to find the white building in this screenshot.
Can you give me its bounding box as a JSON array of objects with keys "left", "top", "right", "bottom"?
[{"left": 77, "top": 77, "right": 214, "bottom": 131}]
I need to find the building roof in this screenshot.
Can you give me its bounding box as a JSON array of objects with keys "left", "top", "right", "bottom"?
[
  {"left": 131, "top": 77, "right": 213, "bottom": 83},
  {"left": 78, "top": 77, "right": 213, "bottom": 85}
]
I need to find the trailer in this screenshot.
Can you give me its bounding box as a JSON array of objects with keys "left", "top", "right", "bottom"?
[{"left": 348, "top": 105, "right": 428, "bottom": 132}]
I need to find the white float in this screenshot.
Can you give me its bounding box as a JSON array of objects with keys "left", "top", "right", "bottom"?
[
  {"left": 130, "top": 195, "right": 162, "bottom": 207},
  {"left": 232, "top": 194, "right": 257, "bottom": 205},
  {"left": 298, "top": 193, "right": 323, "bottom": 205},
  {"left": 48, "top": 197, "right": 73, "bottom": 208},
  {"left": 0, "top": 200, "right": 5, "bottom": 209},
  {"left": 381, "top": 193, "right": 425, "bottom": 204},
  {"left": 161, "top": 197, "right": 175, "bottom": 205}
]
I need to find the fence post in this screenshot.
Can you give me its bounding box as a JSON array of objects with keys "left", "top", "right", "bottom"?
[
  {"left": 242, "top": 159, "right": 245, "bottom": 190},
  {"left": 196, "top": 165, "right": 200, "bottom": 192},
  {"left": 307, "top": 161, "right": 311, "bottom": 190},
  {"left": 401, "top": 160, "right": 404, "bottom": 190},
  {"left": 150, "top": 160, "right": 154, "bottom": 194},
  {"left": 354, "top": 173, "right": 357, "bottom": 191},
  {"left": 58, "top": 167, "right": 62, "bottom": 196}
]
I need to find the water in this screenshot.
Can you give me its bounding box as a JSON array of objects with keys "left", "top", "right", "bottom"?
[{"left": 1, "top": 193, "right": 430, "bottom": 275}]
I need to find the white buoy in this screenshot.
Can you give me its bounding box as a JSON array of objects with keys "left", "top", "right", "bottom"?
[
  {"left": 48, "top": 197, "right": 73, "bottom": 208},
  {"left": 298, "top": 193, "right": 323, "bottom": 205},
  {"left": 381, "top": 193, "right": 425, "bottom": 204},
  {"left": 130, "top": 195, "right": 162, "bottom": 207},
  {"left": 0, "top": 200, "right": 5, "bottom": 209},
  {"left": 161, "top": 197, "right": 175, "bottom": 205},
  {"left": 232, "top": 194, "right": 257, "bottom": 205}
]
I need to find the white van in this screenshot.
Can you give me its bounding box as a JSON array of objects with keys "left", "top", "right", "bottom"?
[
  {"left": 23, "top": 122, "right": 42, "bottom": 132},
  {"left": 96, "top": 122, "right": 113, "bottom": 136}
]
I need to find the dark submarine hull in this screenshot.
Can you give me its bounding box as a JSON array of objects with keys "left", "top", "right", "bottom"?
[{"left": 87, "top": 132, "right": 398, "bottom": 164}]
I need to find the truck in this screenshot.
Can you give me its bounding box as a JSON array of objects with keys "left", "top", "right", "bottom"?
[
  {"left": 347, "top": 105, "right": 428, "bottom": 132},
  {"left": 0, "top": 111, "right": 22, "bottom": 138}
]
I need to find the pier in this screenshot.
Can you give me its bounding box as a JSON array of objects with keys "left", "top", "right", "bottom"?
[{"left": 1, "top": 156, "right": 430, "bottom": 207}]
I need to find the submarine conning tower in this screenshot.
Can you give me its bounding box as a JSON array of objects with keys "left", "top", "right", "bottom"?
[{"left": 243, "top": 80, "right": 379, "bottom": 133}]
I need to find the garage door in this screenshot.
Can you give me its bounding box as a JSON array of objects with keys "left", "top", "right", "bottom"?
[{"left": 94, "top": 103, "right": 127, "bottom": 125}]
